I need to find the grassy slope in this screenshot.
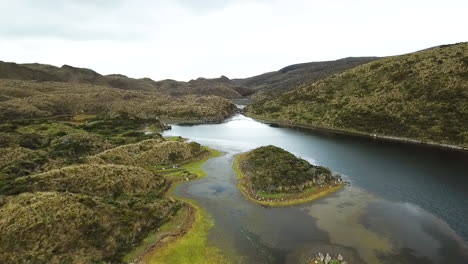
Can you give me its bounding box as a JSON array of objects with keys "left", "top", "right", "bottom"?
[
  {"left": 0, "top": 79, "right": 237, "bottom": 121},
  {"left": 246, "top": 43, "right": 468, "bottom": 148},
  {"left": 233, "top": 146, "right": 343, "bottom": 207},
  {"left": 141, "top": 148, "right": 232, "bottom": 264},
  {"left": 234, "top": 57, "right": 379, "bottom": 98},
  {"left": 0, "top": 117, "right": 227, "bottom": 264}
]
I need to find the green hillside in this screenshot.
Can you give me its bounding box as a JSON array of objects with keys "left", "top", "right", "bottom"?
[
  {"left": 246, "top": 43, "right": 468, "bottom": 148},
  {"left": 0, "top": 191, "right": 180, "bottom": 264},
  {"left": 0, "top": 79, "right": 236, "bottom": 122},
  {"left": 234, "top": 57, "right": 379, "bottom": 98},
  {"left": 0, "top": 115, "right": 216, "bottom": 263}
]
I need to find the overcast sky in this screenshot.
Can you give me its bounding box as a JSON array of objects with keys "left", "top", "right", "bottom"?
[{"left": 0, "top": 0, "right": 466, "bottom": 81}]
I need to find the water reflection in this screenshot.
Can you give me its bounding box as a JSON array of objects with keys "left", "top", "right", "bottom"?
[{"left": 164, "top": 114, "right": 468, "bottom": 263}]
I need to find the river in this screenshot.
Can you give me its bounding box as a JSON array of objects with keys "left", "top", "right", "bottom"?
[{"left": 162, "top": 114, "right": 468, "bottom": 264}]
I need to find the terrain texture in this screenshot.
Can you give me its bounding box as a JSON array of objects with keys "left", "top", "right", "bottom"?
[{"left": 245, "top": 43, "right": 468, "bottom": 148}]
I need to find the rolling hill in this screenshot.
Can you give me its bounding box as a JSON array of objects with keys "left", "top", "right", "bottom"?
[
  {"left": 0, "top": 61, "right": 252, "bottom": 99},
  {"left": 245, "top": 42, "right": 468, "bottom": 148},
  {"left": 234, "top": 57, "right": 379, "bottom": 98}
]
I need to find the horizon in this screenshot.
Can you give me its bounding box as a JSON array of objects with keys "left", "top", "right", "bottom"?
[{"left": 1, "top": 0, "right": 467, "bottom": 81}]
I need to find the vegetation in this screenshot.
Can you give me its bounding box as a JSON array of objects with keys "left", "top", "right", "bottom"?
[
  {"left": 0, "top": 58, "right": 234, "bottom": 262},
  {"left": 142, "top": 198, "right": 230, "bottom": 264},
  {"left": 234, "top": 57, "right": 379, "bottom": 98},
  {"left": 0, "top": 114, "right": 225, "bottom": 263},
  {"left": 246, "top": 42, "right": 468, "bottom": 148},
  {"left": 0, "top": 191, "right": 181, "bottom": 264},
  {"left": 136, "top": 147, "right": 228, "bottom": 264},
  {"left": 234, "top": 145, "right": 343, "bottom": 206},
  {"left": 0, "top": 61, "right": 252, "bottom": 99},
  {"left": 0, "top": 79, "right": 237, "bottom": 122},
  {"left": 0, "top": 164, "right": 170, "bottom": 198}
]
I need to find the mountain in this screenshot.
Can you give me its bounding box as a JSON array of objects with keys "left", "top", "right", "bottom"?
[
  {"left": 0, "top": 61, "right": 252, "bottom": 99},
  {"left": 245, "top": 42, "right": 468, "bottom": 148},
  {"left": 233, "top": 57, "right": 379, "bottom": 98}
]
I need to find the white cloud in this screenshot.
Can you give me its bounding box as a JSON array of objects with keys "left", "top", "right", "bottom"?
[{"left": 0, "top": 0, "right": 466, "bottom": 81}]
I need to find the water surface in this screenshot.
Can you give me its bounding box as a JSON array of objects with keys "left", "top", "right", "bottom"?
[{"left": 163, "top": 114, "right": 468, "bottom": 263}]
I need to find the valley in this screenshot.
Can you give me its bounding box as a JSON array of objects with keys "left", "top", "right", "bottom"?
[{"left": 0, "top": 41, "right": 467, "bottom": 264}]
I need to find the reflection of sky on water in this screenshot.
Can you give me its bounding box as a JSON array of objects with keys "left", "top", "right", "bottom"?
[{"left": 164, "top": 114, "right": 468, "bottom": 263}]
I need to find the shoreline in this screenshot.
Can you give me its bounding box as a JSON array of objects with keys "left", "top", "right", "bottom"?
[
  {"left": 244, "top": 113, "right": 468, "bottom": 152},
  {"left": 161, "top": 109, "right": 241, "bottom": 126},
  {"left": 233, "top": 153, "right": 344, "bottom": 207},
  {"left": 128, "top": 147, "right": 227, "bottom": 264}
]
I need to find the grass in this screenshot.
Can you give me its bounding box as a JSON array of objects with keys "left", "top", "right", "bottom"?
[
  {"left": 233, "top": 152, "right": 343, "bottom": 207},
  {"left": 164, "top": 136, "right": 187, "bottom": 142},
  {"left": 0, "top": 115, "right": 226, "bottom": 263},
  {"left": 142, "top": 199, "right": 230, "bottom": 264},
  {"left": 70, "top": 114, "right": 96, "bottom": 123},
  {"left": 128, "top": 147, "right": 229, "bottom": 264},
  {"left": 0, "top": 79, "right": 237, "bottom": 122},
  {"left": 155, "top": 147, "right": 222, "bottom": 181},
  {"left": 246, "top": 42, "right": 468, "bottom": 148},
  {"left": 123, "top": 206, "right": 191, "bottom": 263}
]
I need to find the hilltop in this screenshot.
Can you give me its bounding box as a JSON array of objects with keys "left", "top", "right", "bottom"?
[
  {"left": 234, "top": 57, "right": 379, "bottom": 98},
  {"left": 245, "top": 42, "right": 468, "bottom": 148},
  {"left": 234, "top": 145, "right": 343, "bottom": 206},
  {"left": 0, "top": 61, "right": 252, "bottom": 99}
]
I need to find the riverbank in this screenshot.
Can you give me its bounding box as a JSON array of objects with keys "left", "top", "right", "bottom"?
[
  {"left": 126, "top": 147, "right": 232, "bottom": 264},
  {"left": 233, "top": 153, "right": 344, "bottom": 207},
  {"left": 244, "top": 113, "right": 468, "bottom": 152},
  {"left": 161, "top": 109, "right": 241, "bottom": 126}
]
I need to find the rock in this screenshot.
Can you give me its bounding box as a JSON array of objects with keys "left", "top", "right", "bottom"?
[{"left": 318, "top": 252, "right": 324, "bottom": 262}]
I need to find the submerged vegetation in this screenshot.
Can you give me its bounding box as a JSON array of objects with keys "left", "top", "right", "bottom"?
[
  {"left": 246, "top": 42, "right": 468, "bottom": 148},
  {"left": 234, "top": 145, "right": 343, "bottom": 206}
]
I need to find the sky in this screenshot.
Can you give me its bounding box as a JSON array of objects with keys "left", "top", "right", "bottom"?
[{"left": 0, "top": 0, "right": 466, "bottom": 81}]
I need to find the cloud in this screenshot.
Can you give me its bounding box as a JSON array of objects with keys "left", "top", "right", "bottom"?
[
  {"left": 0, "top": 0, "right": 154, "bottom": 40},
  {"left": 0, "top": 0, "right": 466, "bottom": 80},
  {"left": 172, "top": 0, "right": 274, "bottom": 12}
]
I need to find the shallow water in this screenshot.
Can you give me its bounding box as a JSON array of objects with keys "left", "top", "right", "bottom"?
[{"left": 163, "top": 114, "right": 468, "bottom": 263}]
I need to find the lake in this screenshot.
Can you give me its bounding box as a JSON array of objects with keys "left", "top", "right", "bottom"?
[{"left": 163, "top": 114, "right": 468, "bottom": 264}]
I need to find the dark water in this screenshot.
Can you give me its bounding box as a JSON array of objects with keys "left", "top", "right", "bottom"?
[{"left": 163, "top": 114, "right": 468, "bottom": 264}]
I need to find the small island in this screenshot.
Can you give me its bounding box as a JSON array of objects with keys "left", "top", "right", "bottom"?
[{"left": 234, "top": 145, "right": 344, "bottom": 206}]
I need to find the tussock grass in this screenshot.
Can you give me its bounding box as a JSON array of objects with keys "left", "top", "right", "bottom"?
[
  {"left": 0, "top": 79, "right": 236, "bottom": 121},
  {"left": 87, "top": 139, "right": 206, "bottom": 167},
  {"left": 0, "top": 191, "right": 181, "bottom": 264},
  {"left": 246, "top": 42, "right": 468, "bottom": 148},
  {"left": 1, "top": 164, "right": 169, "bottom": 198},
  {"left": 233, "top": 146, "right": 343, "bottom": 206}
]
